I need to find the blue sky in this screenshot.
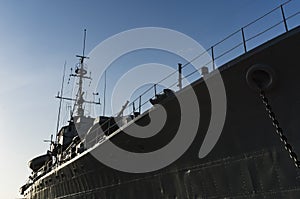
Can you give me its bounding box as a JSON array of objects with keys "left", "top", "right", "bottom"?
[{"left": 0, "top": 0, "right": 299, "bottom": 198}]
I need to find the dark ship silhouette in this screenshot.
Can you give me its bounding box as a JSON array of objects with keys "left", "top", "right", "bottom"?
[{"left": 20, "top": 2, "right": 300, "bottom": 198}]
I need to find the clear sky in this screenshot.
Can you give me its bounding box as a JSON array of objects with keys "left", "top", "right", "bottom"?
[{"left": 0, "top": 0, "right": 299, "bottom": 198}]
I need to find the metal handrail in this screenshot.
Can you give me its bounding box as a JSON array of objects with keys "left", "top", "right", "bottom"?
[
  {"left": 86, "top": 0, "right": 300, "bottom": 145},
  {"left": 125, "top": 0, "right": 299, "bottom": 116}
]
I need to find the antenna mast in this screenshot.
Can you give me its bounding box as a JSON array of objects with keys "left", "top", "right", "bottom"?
[
  {"left": 56, "top": 61, "right": 66, "bottom": 135},
  {"left": 56, "top": 29, "right": 100, "bottom": 118},
  {"left": 74, "top": 29, "right": 89, "bottom": 116}
]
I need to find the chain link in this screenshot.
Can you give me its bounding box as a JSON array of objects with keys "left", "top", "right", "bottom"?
[{"left": 259, "top": 90, "right": 300, "bottom": 168}]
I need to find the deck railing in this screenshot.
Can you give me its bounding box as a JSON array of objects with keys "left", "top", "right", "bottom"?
[
  {"left": 127, "top": 0, "right": 299, "bottom": 115},
  {"left": 88, "top": 0, "right": 300, "bottom": 146}
]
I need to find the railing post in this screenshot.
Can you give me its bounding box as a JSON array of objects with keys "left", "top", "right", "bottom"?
[
  {"left": 139, "top": 95, "right": 141, "bottom": 114},
  {"left": 154, "top": 84, "right": 157, "bottom": 96},
  {"left": 177, "top": 63, "right": 182, "bottom": 90},
  {"left": 132, "top": 102, "right": 135, "bottom": 113},
  {"left": 241, "top": 28, "right": 247, "bottom": 52},
  {"left": 280, "top": 5, "right": 288, "bottom": 32},
  {"left": 211, "top": 46, "right": 215, "bottom": 70}
]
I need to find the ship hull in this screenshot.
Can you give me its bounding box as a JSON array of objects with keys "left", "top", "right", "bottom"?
[{"left": 24, "top": 26, "right": 300, "bottom": 198}]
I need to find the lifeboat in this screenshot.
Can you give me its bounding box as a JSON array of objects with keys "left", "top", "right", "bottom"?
[{"left": 28, "top": 154, "right": 51, "bottom": 172}]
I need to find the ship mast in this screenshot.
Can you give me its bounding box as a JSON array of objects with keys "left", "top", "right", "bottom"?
[
  {"left": 56, "top": 29, "right": 100, "bottom": 119},
  {"left": 74, "top": 29, "right": 89, "bottom": 116}
]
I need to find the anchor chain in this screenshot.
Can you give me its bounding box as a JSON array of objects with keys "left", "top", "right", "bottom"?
[{"left": 259, "top": 90, "right": 300, "bottom": 168}]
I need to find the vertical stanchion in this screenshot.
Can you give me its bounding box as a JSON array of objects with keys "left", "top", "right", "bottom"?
[
  {"left": 178, "top": 63, "right": 182, "bottom": 90},
  {"left": 154, "top": 84, "right": 157, "bottom": 96},
  {"left": 139, "top": 96, "right": 141, "bottom": 114},
  {"left": 211, "top": 46, "right": 215, "bottom": 70},
  {"left": 280, "top": 5, "right": 288, "bottom": 32},
  {"left": 241, "top": 28, "right": 247, "bottom": 52},
  {"left": 132, "top": 102, "right": 135, "bottom": 113}
]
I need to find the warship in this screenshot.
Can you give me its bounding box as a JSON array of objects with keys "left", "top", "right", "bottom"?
[{"left": 20, "top": 2, "right": 300, "bottom": 198}]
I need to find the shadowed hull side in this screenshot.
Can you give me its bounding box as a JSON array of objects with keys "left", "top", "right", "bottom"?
[{"left": 24, "top": 27, "right": 300, "bottom": 199}]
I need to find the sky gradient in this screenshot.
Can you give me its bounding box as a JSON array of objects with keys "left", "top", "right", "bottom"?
[{"left": 0, "top": 0, "right": 299, "bottom": 198}]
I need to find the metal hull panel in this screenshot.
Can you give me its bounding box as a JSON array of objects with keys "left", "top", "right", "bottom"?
[{"left": 24, "top": 26, "right": 300, "bottom": 198}]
